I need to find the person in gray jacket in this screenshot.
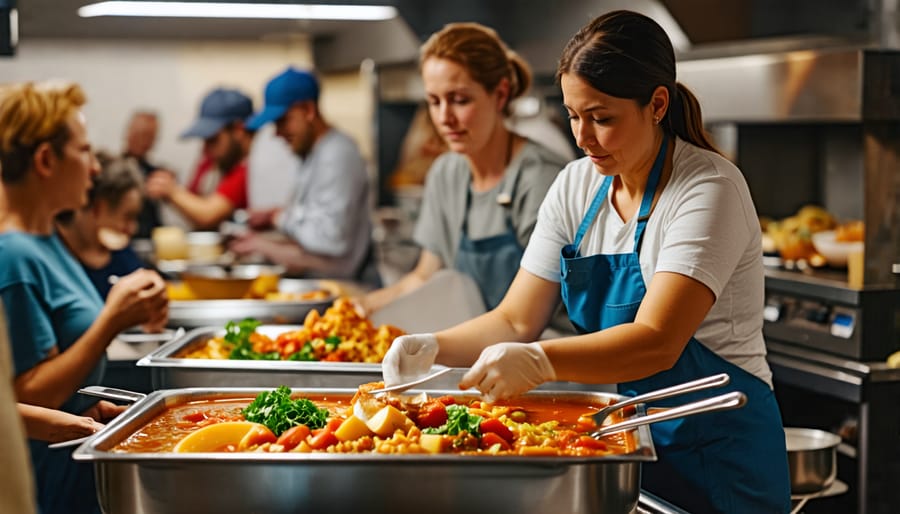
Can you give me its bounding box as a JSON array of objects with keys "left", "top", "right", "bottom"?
[{"left": 230, "top": 67, "right": 377, "bottom": 284}]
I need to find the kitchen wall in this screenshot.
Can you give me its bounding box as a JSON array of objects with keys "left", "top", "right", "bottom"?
[{"left": 0, "top": 36, "right": 372, "bottom": 180}]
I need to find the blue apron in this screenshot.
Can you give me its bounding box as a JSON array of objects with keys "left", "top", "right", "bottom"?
[
  {"left": 454, "top": 164, "right": 524, "bottom": 310},
  {"left": 559, "top": 136, "right": 791, "bottom": 513}
]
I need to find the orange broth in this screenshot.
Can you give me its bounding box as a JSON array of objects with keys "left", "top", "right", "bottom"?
[{"left": 112, "top": 394, "right": 636, "bottom": 456}]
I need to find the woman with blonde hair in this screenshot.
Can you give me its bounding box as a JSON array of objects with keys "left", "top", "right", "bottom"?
[
  {"left": 363, "top": 22, "right": 568, "bottom": 313},
  {"left": 0, "top": 81, "right": 168, "bottom": 514}
]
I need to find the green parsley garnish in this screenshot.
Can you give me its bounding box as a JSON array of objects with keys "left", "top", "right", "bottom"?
[
  {"left": 423, "top": 404, "right": 482, "bottom": 436},
  {"left": 242, "top": 386, "right": 328, "bottom": 436},
  {"left": 224, "top": 318, "right": 280, "bottom": 360}
]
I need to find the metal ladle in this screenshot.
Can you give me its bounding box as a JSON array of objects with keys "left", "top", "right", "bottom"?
[
  {"left": 591, "top": 390, "right": 747, "bottom": 438},
  {"left": 591, "top": 373, "right": 731, "bottom": 426}
]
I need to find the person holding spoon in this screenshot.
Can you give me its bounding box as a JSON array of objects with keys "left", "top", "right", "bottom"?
[{"left": 56, "top": 152, "right": 147, "bottom": 299}]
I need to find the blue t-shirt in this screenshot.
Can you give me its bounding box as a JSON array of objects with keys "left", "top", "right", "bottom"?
[
  {"left": 83, "top": 246, "right": 145, "bottom": 299},
  {"left": 0, "top": 231, "right": 105, "bottom": 412},
  {"left": 0, "top": 231, "right": 107, "bottom": 514}
]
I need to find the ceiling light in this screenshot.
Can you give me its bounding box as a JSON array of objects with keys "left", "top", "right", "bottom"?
[{"left": 78, "top": 2, "right": 398, "bottom": 21}]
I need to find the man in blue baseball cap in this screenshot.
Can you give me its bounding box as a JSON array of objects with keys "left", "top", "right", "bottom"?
[
  {"left": 146, "top": 88, "right": 255, "bottom": 229},
  {"left": 232, "top": 67, "right": 378, "bottom": 284}
]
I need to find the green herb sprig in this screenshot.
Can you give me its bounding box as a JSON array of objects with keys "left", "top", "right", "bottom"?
[
  {"left": 224, "top": 318, "right": 280, "bottom": 360},
  {"left": 242, "top": 386, "right": 328, "bottom": 436},
  {"left": 422, "top": 404, "right": 482, "bottom": 436}
]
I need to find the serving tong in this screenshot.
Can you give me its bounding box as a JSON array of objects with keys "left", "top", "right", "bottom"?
[{"left": 590, "top": 373, "right": 746, "bottom": 438}]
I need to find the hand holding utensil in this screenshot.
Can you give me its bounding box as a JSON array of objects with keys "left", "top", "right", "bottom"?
[
  {"left": 48, "top": 386, "right": 147, "bottom": 449},
  {"left": 367, "top": 366, "right": 453, "bottom": 396}
]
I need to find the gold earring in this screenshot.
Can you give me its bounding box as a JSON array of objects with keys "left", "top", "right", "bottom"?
[{"left": 653, "top": 115, "right": 660, "bottom": 125}]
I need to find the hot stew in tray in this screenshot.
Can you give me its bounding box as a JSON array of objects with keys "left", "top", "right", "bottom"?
[{"left": 112, "top": 385, "right": 636, "bottom": 457}]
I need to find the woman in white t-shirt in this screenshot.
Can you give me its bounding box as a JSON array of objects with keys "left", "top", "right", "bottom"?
[{"left": 382, "top": 10, "right": 791, "bottom": 514}]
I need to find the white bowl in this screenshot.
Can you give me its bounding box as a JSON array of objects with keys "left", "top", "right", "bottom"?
[{"left": 811, "top": 230, "right": 863, "bottom": 267}]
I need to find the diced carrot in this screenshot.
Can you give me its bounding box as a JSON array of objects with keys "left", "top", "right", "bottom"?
[
  {"left": 480, "top": 418, "right": 514, "bottom": 443},
  {"left": 480, "top": 432, "right": 511, "bottom": 451},
  {"left": 275, "top": 425, "right": 310, "bottom": 451}
]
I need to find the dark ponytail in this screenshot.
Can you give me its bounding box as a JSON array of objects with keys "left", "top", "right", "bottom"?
[
  {"left": 668, "top": 82, "right": 719, "bottom": 153},
  {"left": 558, "top": 10, "right": 720, "bottom": 155}
]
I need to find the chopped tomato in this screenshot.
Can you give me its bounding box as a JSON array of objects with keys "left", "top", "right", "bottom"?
[
  {"left": 183, "top": 411, "right": 207, "bottom": 423},
  {"left": 435, "top": 395, "right": 457, "bottom": 406},
  {"left": 480, "top": 432, "right": 511, "bottom": 451},
  {"left": 308, "top": 430, "right": 339, "bottom": 450},
  {"left": 479, "top": 418, "right": 514, "bottom": 443},
  {"left": 275, "top": 424, "right": 310, "bottom": 451},
  {"left": 574, "top": 436, "right": 607, "bottom": 451},
  {"left": 417, "top": 401, "right": 448, "bottom": 429},
  {"left": 325, "top": 418, "right": 344, "bottom": 433}
]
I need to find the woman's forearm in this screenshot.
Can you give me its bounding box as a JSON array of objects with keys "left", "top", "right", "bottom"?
[
  {"left": 168, "top": 189, "right": 233, "bottom": 229},
  {"left": 14, "top": 308, "right": 118, "bottom": 408},
  {"left": 17, "top": 403, "right": 102, "bottom": 443},
  {"left": 540, "top": 322, "right": 685, "bottom": 384}
]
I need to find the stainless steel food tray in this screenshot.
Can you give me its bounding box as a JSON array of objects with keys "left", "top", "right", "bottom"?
[
  {"left": 137, "top": 324, "right": 464, "bottom": 389},
  {"left": 136, "top": 325, "right": 608, "bottom": 393},
  {"left": 73, "top": 387, "right": 656, "bottom": 514},
  {"left": 167, "top": 278, "right": 334, "bottom": 328}
]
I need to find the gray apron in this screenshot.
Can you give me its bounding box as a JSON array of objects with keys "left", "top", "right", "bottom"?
[{"left": 453, "top": 165, "right": 524, "bottom": 310}]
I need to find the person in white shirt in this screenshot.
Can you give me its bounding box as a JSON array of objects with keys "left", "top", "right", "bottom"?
[
  {"left": 246, "top": 124, "right": 298, "bottom": 212},
  {"left": 381, "top": 10, "right": 791, "bottom": 514},
  {"left": 230, "top": 67, "right": 375, "bottom": 283}
]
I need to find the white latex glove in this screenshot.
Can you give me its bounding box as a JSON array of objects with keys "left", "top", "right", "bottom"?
[
  {"left": 382, "top": 333, "right": 439, "bottom": 387},
  {"left": 459, "top": 342, "right": 556, "bottom": 403}
]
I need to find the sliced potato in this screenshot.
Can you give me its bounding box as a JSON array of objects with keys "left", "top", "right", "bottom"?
[
  {"left": 334, "top": 415, "right": 373, "bottom": 441},
  {"left": 173, "top": 421, "right": 262, "bottom": 453},
  {"left": 238, "top": 423, "right": 277, "bottom": 451},
  {"left": 365, "top": 405, "right": 413, "bottom": 438},
  {"left": 418, "top": 433, "right": 446, "bottom": 454}
]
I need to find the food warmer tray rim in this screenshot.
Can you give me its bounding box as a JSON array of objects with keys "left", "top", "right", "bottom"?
[{"left": 137, "top": 325, "right": 389, "bottom": 372}]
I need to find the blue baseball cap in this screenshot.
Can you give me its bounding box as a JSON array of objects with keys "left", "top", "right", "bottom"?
[
  {"left": 246, "top": 67, "right": 319, "bottom": 130},
  {"left": 181, "top": 88, "right": 254, "bottom": 140}
]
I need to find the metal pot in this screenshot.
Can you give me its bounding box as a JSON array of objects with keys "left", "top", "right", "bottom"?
[
  {"left": 784, "top": 427, "right": 840, "bottom": 494},
  {"left": 73, "top": 387, "right": 656, "bottom": 514}
]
